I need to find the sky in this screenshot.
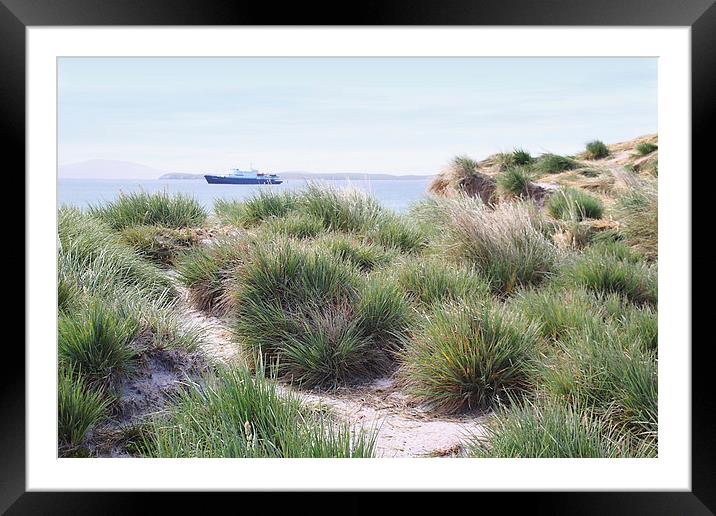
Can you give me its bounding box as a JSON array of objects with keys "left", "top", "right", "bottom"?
[{"left": 58, "top": 57, "right": 657, "bottom": 175}]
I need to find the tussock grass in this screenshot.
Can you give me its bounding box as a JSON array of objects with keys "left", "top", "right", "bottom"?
[
  {"left": 614, "top": 177, "right": 657, "bottom": 260},
  {"left": 354, "top": 276, "right": 413, "bottom": 351},
  {"left": 510, "top": 148, "right": 533, "bottom": 166},
  {"left": 369, "top": 213, "right": 427, "bottom": 253},
  {"left": 58, "top": 207, "right": 175, "bottom": 304},
  {"left": 299, "top": 182, "right": 384, "bottom": 233},
  {"left": 59, "top": 208, "right": 200, "bottom": 352},
  {"left": 215, "top": 190, "right": 297, "bottom": 227},
  {"left": 401, "top": 302, "right": 540, "bottom": 413},
  {"left": 565, "top": 248, "right": 657, "bottom": 306},
  {"left": 496, "top": 166, "right": 535, "bottom": 198},
  {"left": 544, "top": 323, "right": 658, "bottom": 440},
  {"left": 89, "top": 191, "right": 206, "bottom": 230},
  {"left": 145, "top": 363, "right": 376, "bottom": 457},
  {"left": 585, "top": 140, "right": 610, "bottom": 160},
  {"left": 58, "top": 301, "right": 140, "bottom": 384},
  {"left": 511, "top": 285, "right": 601, "bottom": 341},
  {"left": 58, "top": 365, "right": 111, "bottom": 449},
  {"left": 534, "top": 154, "right": 577, "bottom": 175},
  {"left": 468, "top": 398, "right": 651, "bottom": 458},
  {"left": 393, "top": 257, "right": 490, "bottom": 307},
  {"left": 175, "top": 237, "right": 249, "bottom": 313},
  {"left": 120, "top": 225, "right": 198, "bottom": 265},
  {"left": 547, "top": 187, "right": 604, "bottom": 221},
  {"left": 443, "top": 200, "right": 558, "bottom": 294},
  {"left": 317, "top": 234, "right": 395, "bottom": 272},
  {"left": 234, "top": 239, "right": 411, "bottom": 387},
  {"left": 636, "top": 142, "right": 658, "bottom": 155},
  {"left": 264, "top": 212, "right": 325, "bottom": 239},
  {"left": 428, "top": 156, "right": 497, "bottom": 202}
]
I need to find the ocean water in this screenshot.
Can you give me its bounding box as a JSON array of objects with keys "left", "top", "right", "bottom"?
[{"left": 58, "top": 178, "right": 433, "bottom": 213}]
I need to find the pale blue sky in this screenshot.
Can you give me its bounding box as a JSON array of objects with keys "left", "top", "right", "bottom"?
[{"left": 58, "top": 57, "right": 657, "bottom": 175}]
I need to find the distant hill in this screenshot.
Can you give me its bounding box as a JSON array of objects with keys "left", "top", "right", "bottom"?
[
  {"left": 60, "top": 159, "right": 433, "bottom": 181},
  {"left": 157, "top": 171, "right": 431, "bottom": 181},
  {"left": 59, "top": 159, "right": 167, "bottom": 180}
]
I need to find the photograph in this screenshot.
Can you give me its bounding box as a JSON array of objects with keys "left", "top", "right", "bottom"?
[{"left": 56, "top": 56, "right": 660, "bottom": 460}]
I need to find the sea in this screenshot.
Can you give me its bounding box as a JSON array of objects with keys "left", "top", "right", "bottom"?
[{"left": 58, "top": 177, "right": 434, "bottom": 214}]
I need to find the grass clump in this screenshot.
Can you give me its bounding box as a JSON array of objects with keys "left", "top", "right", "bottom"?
[
  {"left": 58, "top": 301, "right": 140, "bottom": 384},
  {"left": 234, "top": 239, "right": 411, "bottom": 387},
  {"left": 263, "top": 212, "right": 325, "bottom": 239},
  {"left": 89, "top": 191, "right": 206, "bottom": 230},
  {"left": 510, "top": 148, "right": 533, "bottom": 166},
  {"left": 511, "top": 285, "right": 601, "bottom": 341},
  {"left": 369, "top": 213, "right": 427, "bottom": 254},
  {"left": 318, "top": 234, "right": 395, "bottom": 272},
  {"left": 496, "top": 166, "right": 535, "bottom": 199},
  {"left": 58, "top": 207, "right": 175, "bottom": 304},
  {"left": 547, "top": 187, "right": 604, "bottom": 221},
  {"left": 175, "top": 237, "right": 249, "bottom": 313},
  {"left": 58, "top": 365, "right": 111, "bottom": 450},
  {"left": 119, "top": 225, "right": 198, "bottom": 265},
  {"left": 534, "top": 154, "right": 577, "bottom": 175},
  {"left": 585, "top": 140, "right": 609, "bottom": 160},
  {"left": 145, "top": 364, "right": 375, "bottom": 457},
  {"left": 401, "top": 302, "right": 540, "bottom": 413},
  {"left": 545, "top": 324, "right": 658, "bottom": 441},
  {"left": 215, "top": 190, "right": 297, "bottom": 227},
  {"left": 299, "top": 183, "right": 384, "bottom": 233},
  {"left": 468, "top": 398, "right": 650, "bottom": 458},
  {"left": 614, "top": 178, "right": 657, "bottom": 260},
  {"left": 443, "top": 200, "right": 558, "bottom": 294},
  {"left": 394, "top": 258, "right": 490, "bottom": 307},
  {"left": 636, "top": 142, "right": 658, "bottom": 155},
  {"left": 565, "top": 248, "right": 657, "bottom": 306}
]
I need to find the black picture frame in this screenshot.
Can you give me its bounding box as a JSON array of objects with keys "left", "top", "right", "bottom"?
[{"left": 5, "top": 0, "right": 711, "bottom": 512}]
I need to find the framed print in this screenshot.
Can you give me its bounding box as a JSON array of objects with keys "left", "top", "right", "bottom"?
[{"left": 5, "top": 0, "right": 712, "bottom": 511}]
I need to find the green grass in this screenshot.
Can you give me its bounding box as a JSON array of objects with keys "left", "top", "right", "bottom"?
[
  {"left": 468, "top": 398, "right": 652, "bottom": 458},
  {"left": 636, "top": 142, "right": 658, "bottom": 155},
  {"left": 369, "top": 213, "right": 427, "bottom": 253},
  {"left": 565, "top": 248, "right": 657, "bottom": 306},
  {"left": 216, "top": 190, "right": 298, "bottom": 227},
  {"left": 614, "top": 178, "right": 658, "bottom": 260},
  {"left": 510, "top": 148, "right": 533, "bottom": 166},
  {"left": 317, "top": 234, "right": 395, "bottom": 272},
  {"left": 393, "top": 257, "right": 490, "bottom": 307},
  {"left": 58, "top": 301, "right": 140, "bottom": 384},
  {"left": 58, "top": 365, "right": 111, "bottom": 450},
  {"left": 263, "top": 212, "right": 325, "bottom": 239},
  {"left": 496, "top": 166, "right": 534, "bottom": 198},
  {"left": 175, "top": 237, "right": 249, "bottom": 313},
  {"left": 233, "top": 239, "right": 413, "bottom": 387},
  {"left": 546, "top": 187, "right": 604, "bottom": 221},
  {"left": 443, "top": 200, "right": 558, "bottom": 294},
  {"left": 119, "top": 225, "right": 198, "bottom": 265},
  {"left": 144, "top": 363, "right": 376, "bottom": 457},
  {"left": 401, "top": 302, "right": 540, "bottom": 413},
  {"left": 299, "top": 182, "right": 384, "bottom": 233},
  {"left": 534, "top": 154, "right": 577, "bottom": 174},
  {"left": 58, "top": 207, "right": 176, "bottom": 305},
  {"left": 497, "top": 149, "right": 533, "bottom": 169},
  {"left": 585, "top": 140, "right": 609, "bottom": 160},
  {"left": 511, "top": 285, "right": 601, "bottom": 341},
  {"left": 89, "top": 190, "right": 206, "bottom": 230},
  {"left": 545, "top": 323, "right": 658, "bottom": 440},
  {"left": 354, "top": 276, "right": 413, "bottom": 351}
]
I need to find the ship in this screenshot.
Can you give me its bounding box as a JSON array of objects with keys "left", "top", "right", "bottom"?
[{"left": 204, "top": 168, "right": 283, "bottom": 185}]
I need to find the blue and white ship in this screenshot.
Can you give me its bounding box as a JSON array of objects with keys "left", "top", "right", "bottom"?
[{"left": 204, "top": 168, "right": 283, "bottom": 185}]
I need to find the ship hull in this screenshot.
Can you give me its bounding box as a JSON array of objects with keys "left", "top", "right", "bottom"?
[{"left": 204, "top": 175, "right": 283, "bottom": 185}]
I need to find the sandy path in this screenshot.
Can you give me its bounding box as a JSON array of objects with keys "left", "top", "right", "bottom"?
[{"left": 175, "top": 284, "right": 488, "bottom": 457}]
